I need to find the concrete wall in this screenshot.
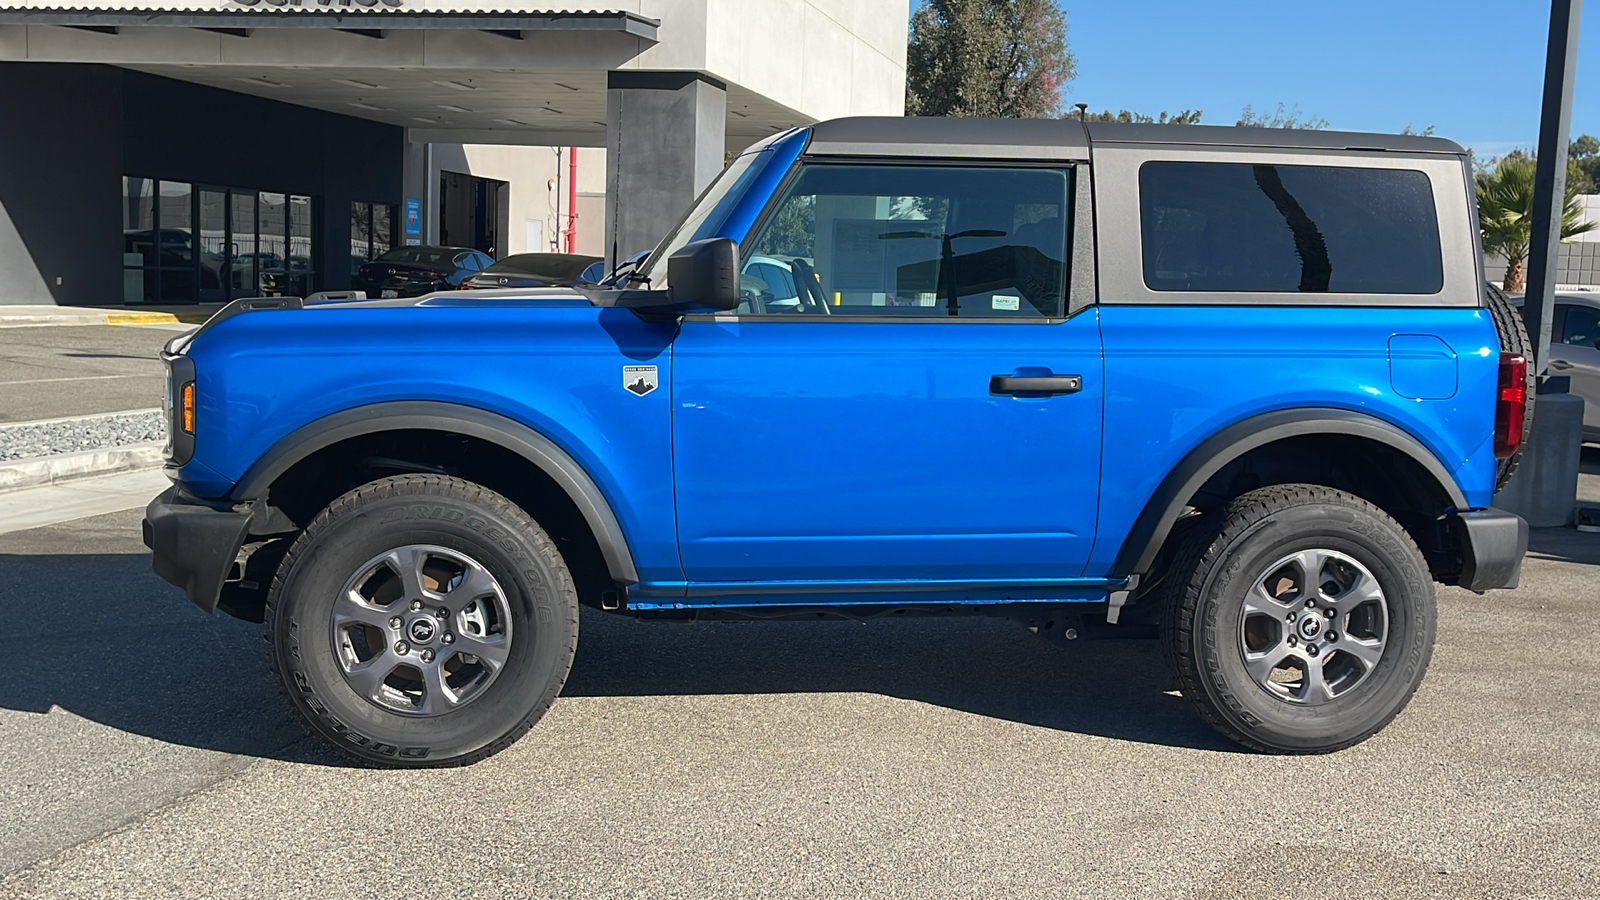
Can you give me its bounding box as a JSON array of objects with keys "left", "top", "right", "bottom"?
[{"left": 0, "top": 63, "right": 123, "bottom": 306}]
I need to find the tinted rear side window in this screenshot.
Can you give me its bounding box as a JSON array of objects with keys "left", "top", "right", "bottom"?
[{"left": 1139, "top": 162, "right": 1443, "bottom": 294}]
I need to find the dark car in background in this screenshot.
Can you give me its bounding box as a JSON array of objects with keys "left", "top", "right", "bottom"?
[
  {"left": 353, "top": 246, "right": 492, "bottom": 298},
  {"left": 459, "top": 253, "right": 604, "bottom": 290}
]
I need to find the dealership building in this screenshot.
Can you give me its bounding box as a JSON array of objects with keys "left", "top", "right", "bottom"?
[{"left": 0, "top": 0, "right": 907, "bottom": 306}]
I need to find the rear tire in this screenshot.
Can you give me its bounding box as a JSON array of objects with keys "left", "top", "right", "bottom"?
[
  {"left": 265, "top": 474, "right": 578, "bottom": 768},
  {"left": 1486, "top": 281, "right": 1535, "bottom": 491},
  {"left": 1163, "top": 485, "right": 1434, "bottom": 753}
]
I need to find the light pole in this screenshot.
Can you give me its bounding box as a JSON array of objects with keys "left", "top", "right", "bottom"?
[{"left": 1523, "top": 0, "right": 1583, "bottom": 374}]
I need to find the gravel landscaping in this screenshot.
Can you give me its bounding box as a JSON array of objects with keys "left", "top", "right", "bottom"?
[{"left": 0, "top": 410, "right": 164, "bottom": 461}]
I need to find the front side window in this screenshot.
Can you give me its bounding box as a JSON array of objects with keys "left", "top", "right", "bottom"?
[
  {"left": 1139, "top": 162, "right": 1443, "bottom": 294},
  {"left": 1560, "top": 305, "right": 1600, "bottom": 347},
  {"left": 741, "top": 164, "right": 1070, "bottom": 317}
]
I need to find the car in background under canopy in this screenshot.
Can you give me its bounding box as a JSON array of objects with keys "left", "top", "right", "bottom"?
[
  {"left": 459, "top": 253, "right": 604, "bottom": 290},
  {"left": 353, "top": 246, "right": 491, "bottom": 298}
]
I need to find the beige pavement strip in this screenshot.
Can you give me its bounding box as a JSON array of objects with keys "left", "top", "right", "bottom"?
[{"left": 0, "top": 469, "right": 169, "bottom": 535}]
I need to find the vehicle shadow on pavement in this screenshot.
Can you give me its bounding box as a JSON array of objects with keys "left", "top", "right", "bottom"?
[
  {"left": 0, "top": 551, "right": 322, "bottom": 763},
  {"left": 564, "top": 609, "right": 1242, "bottom": 752},
  {"left": 0, "top": 549, "right": 1234, "bottom": 759}
]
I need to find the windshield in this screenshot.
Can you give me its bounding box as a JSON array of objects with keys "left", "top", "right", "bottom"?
[{"left": 635, "top": 153, "right": 764, "bottom": 287}]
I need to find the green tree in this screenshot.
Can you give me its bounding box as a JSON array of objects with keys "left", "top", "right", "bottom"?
[
  {"left": 1236, "top": 102, "right": 1328, "bottom": 130},
  {"left": 1080, "top": 108, "right": 1203, "bottom": 125},
  {"left": 1476, "top": 154, "right": 1597, "bottom": 292},
  {"left": 906, "top": 0, "right": 1075, "bottom": 118},
  {"left": 1571, "top": 134, "right": 1600, "bottom": 194}
]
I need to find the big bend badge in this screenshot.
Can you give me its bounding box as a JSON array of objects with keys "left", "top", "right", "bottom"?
[{"left": 622, "top": 365, "right": 658, "bottom": 397}]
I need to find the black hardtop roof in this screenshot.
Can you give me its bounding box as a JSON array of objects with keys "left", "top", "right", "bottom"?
[{"left": 804, "top": 117, "right": 1467, "bottom": 158}]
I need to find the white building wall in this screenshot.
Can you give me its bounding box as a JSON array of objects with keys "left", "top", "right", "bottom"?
[{"left": 430, "top": 143, "right": 609, "bottom": 257}]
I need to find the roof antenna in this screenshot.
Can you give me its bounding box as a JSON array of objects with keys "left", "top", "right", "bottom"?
[{"left": 1074, "top": 103, "right": 1087, "bottom": 122}]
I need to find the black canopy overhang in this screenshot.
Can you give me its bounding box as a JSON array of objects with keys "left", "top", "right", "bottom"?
[{"left": 0, "top": 9, "right": 659, "bottom": 40}]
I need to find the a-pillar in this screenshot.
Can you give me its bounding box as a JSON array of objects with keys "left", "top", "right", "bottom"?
[{"left": 604, "top": 71, "right": 726, "bottom": 268}]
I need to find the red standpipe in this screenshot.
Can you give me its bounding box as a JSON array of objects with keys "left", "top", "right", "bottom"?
[{"left": 566, "top": 147, "right": 578, "bottom": 253}]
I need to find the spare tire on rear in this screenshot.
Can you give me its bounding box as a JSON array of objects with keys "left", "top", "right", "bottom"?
[{"left": 1485, "top": 281, "right": 1535, "bottom": 492}]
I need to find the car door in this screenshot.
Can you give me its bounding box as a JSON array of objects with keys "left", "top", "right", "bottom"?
[
  {"left": 671, "top": 161, "right": 1103, "bottom": 592},
  {"left": 1550, "top": 300, "right": 1600, "bottom": 437}
]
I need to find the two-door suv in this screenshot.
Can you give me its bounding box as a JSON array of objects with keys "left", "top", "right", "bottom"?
[{"left": 146, "top": 118, "right": 1531, "bottom": 766}]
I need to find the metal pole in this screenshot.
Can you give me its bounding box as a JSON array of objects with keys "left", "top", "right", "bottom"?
[{"left": 1524, "top": 0, "right": 1583, "bottom": 375}]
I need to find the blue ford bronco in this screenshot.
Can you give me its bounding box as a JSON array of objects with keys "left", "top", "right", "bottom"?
[{"left": 145, "top": 118, "right": 1532, "bottom": 766}]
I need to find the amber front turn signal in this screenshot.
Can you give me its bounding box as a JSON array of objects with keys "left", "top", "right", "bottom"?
[{"left": 180, "top": 382, "right": 196, "bottom": 434}]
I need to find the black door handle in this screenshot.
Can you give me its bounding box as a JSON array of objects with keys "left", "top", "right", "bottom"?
[{"left": 990, "top": 374, "right": 1083, "bottom": 395}]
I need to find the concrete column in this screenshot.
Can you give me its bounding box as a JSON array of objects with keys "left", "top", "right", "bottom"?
[
  {"left": 604, "top": 71, "right": 726, "bottom": 268},
  {"left": 401, "top": 140, "right": 432, "bottom": 246},
  {"left": 1496, "top": 388, "right": 1585, "bottom": 527}
]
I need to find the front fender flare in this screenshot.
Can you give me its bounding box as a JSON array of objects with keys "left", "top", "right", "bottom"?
[
  {"left": 230, "top": 401, "right": 640, "bottom": 585},
  {"left": 1110, "top": 408, "right": 1470, "bottom": 580}
]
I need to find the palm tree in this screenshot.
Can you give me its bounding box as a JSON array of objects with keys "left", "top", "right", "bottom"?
[{"left": 1477, "top": 154, "right": 1596, "bottom": 292}]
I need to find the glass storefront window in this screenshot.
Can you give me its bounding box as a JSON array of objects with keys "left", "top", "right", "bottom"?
[
  {"left": 122, "top": 176, "right": 155, "bottom": 303},
  {"left": 157, "top": 181, "right": 194, "bottom": 303},
  {"left": 198, "top": 189, "right": 227, "bottom": 304},
  {"left": 258, "top": 192, "right": 287, "bottom": 296},
  {"left": 121, "top": 179, "right": 319, "bottom": 303},
  {"left": 350, "top": 201, "right": 371, "bottom": 275},
  {"left": 350, "top": 201, "right": 397, "bottom": 276},
  {"left": 287, "top": 194, "right": 314, "bottom": 297},
  {"left": 373, "top": 204, "right": 393, "bottom": 259},
  {"left": 231, "top": 192, "right": 257, "bottom": 298}
]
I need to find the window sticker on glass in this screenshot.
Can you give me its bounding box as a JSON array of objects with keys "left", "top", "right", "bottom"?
[{"left": 992, "top": 295, "right": 1021, "bottom": 311}]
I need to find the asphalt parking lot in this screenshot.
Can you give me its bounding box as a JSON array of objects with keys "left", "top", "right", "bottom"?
[
  {"left": 0, "top": 325, "right": 177, "bottom": 422},
  {"left": 1, "top": 459, "right": 1597, "bottom": 898}
]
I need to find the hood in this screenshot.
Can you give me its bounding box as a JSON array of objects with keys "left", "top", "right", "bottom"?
[{"left": 168, "top": 288, "right": 594, "bottom": 354}]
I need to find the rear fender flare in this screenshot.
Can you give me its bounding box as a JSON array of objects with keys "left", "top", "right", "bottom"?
[
  {"left": 1111, "top": 408, "right": 1469, "bottom": 579},
  {"left": 230, "top": 401, "right": 640, "bottom": 584}
]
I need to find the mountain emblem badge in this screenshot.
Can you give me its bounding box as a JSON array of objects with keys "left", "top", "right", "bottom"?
[{"left": 623, "top": 365, "right": 658, "bottom": 397}]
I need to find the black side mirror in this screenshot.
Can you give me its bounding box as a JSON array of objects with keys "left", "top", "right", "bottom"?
[{"left": 667, "top": 238, "right": 739, "bottom": 311}]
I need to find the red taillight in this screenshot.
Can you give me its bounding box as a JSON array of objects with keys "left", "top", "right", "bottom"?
[{"left": 1493, "top": 352, "right": 1527, "bottom": 459}]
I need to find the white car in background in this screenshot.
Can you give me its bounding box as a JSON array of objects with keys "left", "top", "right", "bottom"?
[{"left": 1515, "top": 291, "right": 1600, "bottom": 443}]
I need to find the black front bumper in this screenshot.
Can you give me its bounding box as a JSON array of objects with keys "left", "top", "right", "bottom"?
[
  {"left": 143, "top": 486, "right": 253, "bottom": 613},
  {"left": 1452, "top": 508, "right": 1529, "bottom": 592}
]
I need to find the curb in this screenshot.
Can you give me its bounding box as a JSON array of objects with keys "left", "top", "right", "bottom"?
[
  {"left": 0, "top": 442, "right": 165, "bottom": 492},
  {"left": 0, "top": 306, "right": 180, "bottom": 328}
]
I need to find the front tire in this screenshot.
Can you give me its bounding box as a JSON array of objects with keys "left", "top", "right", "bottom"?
[
  {"left": 1163, "top": 485, "right": 1435, "bottom": 753},
  {"left": 265, "top": 474, "right": 578, "bottom": 767}
]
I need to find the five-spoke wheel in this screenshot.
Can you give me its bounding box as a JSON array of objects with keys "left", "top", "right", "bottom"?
[{"left": 1163, "top": 484, "right": 1435, "bottom": 754}]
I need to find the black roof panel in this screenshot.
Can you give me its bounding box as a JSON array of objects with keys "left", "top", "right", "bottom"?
[
  {"left": 1085, "top": 122, "right": 1467, "bottom": 155},
  {"left": 806, "top": 117, "right": 1089, "bottom": 160},
  {"left": 803, "top": 117, "right": 1466, "bottom": 160}
]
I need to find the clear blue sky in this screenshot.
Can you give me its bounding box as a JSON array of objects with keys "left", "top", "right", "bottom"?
[{"left": 911, "top": 1, "right": 1598, "bottom": 157}]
